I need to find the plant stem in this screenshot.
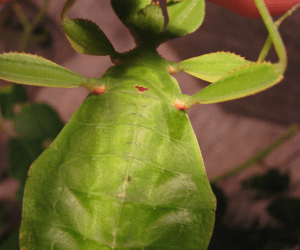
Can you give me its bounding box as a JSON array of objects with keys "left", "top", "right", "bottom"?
[
  {"left": 258, "top": 3, "right": 300, "bottom": 62},
  {"left": 211, "top": 125, "right": 298, "bottom": 184},
  {"left": 1, "top": 31, "right": 48, "bottom": 43},
  {"left": 12, "top": 2, "right": 31, "bottom": 30},
  {"left": 254, "top": 0, "right": 287, "bottom": 74},
  {"left": 31, "top": 0, "right": 51, "bottom": 30},
  {"left": 12, "top": 0, "right": 51, "bottom": 52}
]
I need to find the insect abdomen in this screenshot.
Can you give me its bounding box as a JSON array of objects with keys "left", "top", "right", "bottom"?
[{"left": 20, "top": 68, "right": 215, "bottom": 250}]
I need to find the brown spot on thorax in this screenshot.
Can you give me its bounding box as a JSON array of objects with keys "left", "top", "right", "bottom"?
[{"left": 135, "top": 86, "right": 149, "bottom": 92}]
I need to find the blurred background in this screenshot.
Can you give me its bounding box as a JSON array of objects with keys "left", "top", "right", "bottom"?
[{"left": 0, "top": 0, "right": 300, "bottom": 249}]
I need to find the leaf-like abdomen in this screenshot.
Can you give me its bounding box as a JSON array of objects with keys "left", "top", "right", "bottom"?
[{"left": 20, "top": 64, "right": 215, "bottom": 249}]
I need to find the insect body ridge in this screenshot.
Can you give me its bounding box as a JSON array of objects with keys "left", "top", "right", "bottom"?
[{"left": 20, "top": 59, "right": 215, "bottom": 249}]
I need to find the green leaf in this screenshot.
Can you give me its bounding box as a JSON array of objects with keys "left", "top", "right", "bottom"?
[
  {"left": 180, "top": 52, "right": 251, "bottom": 82},
  {"left": 8, "top": 138, "right": 44, "bottom": 203},
  {"left": 0, "top": 84, "right": 27, "bottom": 119},
  {"left": 0, "top": 229, "right": 20, "bottom": 250},
  {"left": 12, "top": 103, "right": 64, "bottom": 140},
  {"left": 62, "top": 18, "right": 116, "bottom": 56},
  {"left": 191, "top": 62, "right": 283, "bottom": 104},
  {"left": 268, "top": 198, "right": 300, "bottom": 230},
  {"left": 8, "top": 103, "right": 63, "bottom": 203},
  {"left": 0, "top": 52, "right": 87, "bottom": 88},
  {"left": 161, "top": 0, "right": 205, "bottom": 41}
]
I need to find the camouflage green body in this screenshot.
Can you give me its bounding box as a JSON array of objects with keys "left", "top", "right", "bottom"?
[
  {"left": 20, "top": 51, "right": 215, "bottom": 249},
  {"left": 0, "top": 0, "right": 287, "bottom": 248}
]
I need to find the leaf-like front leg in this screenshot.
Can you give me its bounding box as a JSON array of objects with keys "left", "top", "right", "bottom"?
[
  {"left": 0, "top": 52, "right": 106, "bottom": 94},
  {"left": 184, "top": 0, "right": 290, "bottom": 107},
  {"left": 61, "top": 0, "right": 116, "bottom": 56},
  {"left": 0, "top": 53, "right": 87, "bottom": 88}
]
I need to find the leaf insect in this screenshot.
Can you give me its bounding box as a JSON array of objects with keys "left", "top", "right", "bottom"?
[{"left": 0, "top": 0, "right": 297, "bottom": 249}]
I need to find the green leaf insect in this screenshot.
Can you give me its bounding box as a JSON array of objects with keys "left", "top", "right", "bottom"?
[{"left": 0, "top": 0, "right": 294, "bottom": 249}]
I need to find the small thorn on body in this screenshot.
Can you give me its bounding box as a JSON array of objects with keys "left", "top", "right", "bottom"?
[
  {"left": 174, "top": 99, "right": 187, "bottom": 111},
  {"left": 168, "top": 66, "right": 177, "bottom": 74},
  {"left": 135, "top": 86, "right": 149, "bottom": 92},
  {"left": 91, "top": 86, "right": 106, "bottom": 95}
]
